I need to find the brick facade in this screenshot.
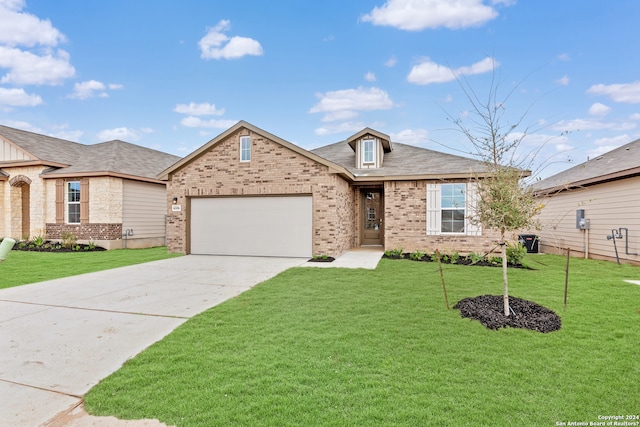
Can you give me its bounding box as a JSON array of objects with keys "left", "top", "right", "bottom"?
[
  {"left": 384, "top": 180, "right": 500, "bottom": 255},
  {"left": 166, "top": 129, "right": 356, "bottom": 256},
  {"left": 165, "top": 124, "right": 502, "bottom": 258}
]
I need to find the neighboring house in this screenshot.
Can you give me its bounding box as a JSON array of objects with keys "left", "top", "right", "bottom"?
[
  {"left": 0, "top": 125, "right": 181, "bottom": 249},
  {"left": 533, "top": 138, "right": 640, "bottom": 264},
  {"left": 159, "top": 121, "right": 503, "bottom": 258}
]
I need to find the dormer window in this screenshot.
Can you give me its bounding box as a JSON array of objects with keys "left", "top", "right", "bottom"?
[
  {"left": 362, "top": 139, "right": 375, "bottom": 164},
  {"left": 346, "top": 128, "right": 393, "bottom": 169}
]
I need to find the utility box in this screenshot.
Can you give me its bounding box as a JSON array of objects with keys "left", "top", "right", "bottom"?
[
  {"left": 518, "top": 234, "right": 539, "bottom": 253},
  {"left": 576, "top": 209, "right": 591, "bottom": 229}
]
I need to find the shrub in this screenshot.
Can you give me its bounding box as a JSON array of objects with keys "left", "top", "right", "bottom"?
[
  {"left": 469, "top": 252, "right": 485, "bottom": 264},
  {"left": 450, "top": 251, "right": 460, "bottom": 264},
  {"left": 61, "top": 231, "right": 77, "bottom": 249},
  {"left": 32, "top": 235, "right": 45, "bottom": 247},
  {"left": 409, "top": 250, "right": 426, "bottom": 261},
  {"left": 385, "top": 248, "right": 403, "bottom": 257},
  {"left": 506, "top": 242, "right": 527, "bottom": 265}
]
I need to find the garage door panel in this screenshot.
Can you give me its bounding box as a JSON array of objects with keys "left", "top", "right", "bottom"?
[{"left": 190, "top": 196, "right": 312, "bottom": 257}]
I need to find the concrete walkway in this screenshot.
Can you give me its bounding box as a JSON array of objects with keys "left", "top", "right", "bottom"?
[
  {"left": 301, "top": 246, "right": 384, "bottom": 269},
  {"left": 0, "top": 248, "right": 383, "bottom": 426}
]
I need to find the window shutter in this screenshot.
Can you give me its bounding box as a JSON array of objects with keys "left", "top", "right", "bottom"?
[
  {"left": 426, "top": 183, "right": 441, "bottom": 235},
  {"left": 55, "top": 179, "right": 64, "bottom": 224},
  {"left": 466, "top": 182, "right": 482, "bottom": 236},
  {"left": 80, "top": 178, "right": 90, "bottom": 223}
]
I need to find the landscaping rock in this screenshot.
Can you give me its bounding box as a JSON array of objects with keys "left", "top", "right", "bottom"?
[{"left": 453, "top": 295, "right": 562, "bottom": 333}]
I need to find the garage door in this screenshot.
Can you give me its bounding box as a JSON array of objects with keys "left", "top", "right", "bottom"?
[{"left": 190, "top": 196, "right": 312, "bottom": 257}]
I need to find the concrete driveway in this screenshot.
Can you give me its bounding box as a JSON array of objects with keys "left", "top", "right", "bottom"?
[{"left": 0, "top": 255, "right": 306, "bottom": 427}]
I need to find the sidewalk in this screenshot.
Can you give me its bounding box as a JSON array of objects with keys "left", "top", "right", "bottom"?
[{"left": 301, "top": 247, "right": 384, "bottom": 269}]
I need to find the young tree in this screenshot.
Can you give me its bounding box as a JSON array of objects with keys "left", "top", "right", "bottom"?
[{"left": 449, "top": 70, "right": 543, "bottom": 316}]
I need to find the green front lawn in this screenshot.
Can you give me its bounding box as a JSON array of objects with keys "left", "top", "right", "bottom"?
[
  {"left": 0, "top": 246, "right": 181, "bottom": 289},
  {"left": 84, "top": 255, "right": 640, "bottom": 426}
]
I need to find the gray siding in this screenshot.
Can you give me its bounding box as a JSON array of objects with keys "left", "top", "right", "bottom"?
[
  {"left": 537, "top": 176, "right": 640, "bottom": 263},
  {"left": 122, "top": 180, "right": 167, "bottom": 240}
]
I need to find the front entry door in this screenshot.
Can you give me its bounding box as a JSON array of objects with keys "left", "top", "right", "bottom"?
[{"left": 362, "top": 190, "right": 383, "bottom": 245}]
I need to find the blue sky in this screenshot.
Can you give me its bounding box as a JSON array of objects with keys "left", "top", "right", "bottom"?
[{"left": 1, "top": 0, "right": 639, "bottom": 178}]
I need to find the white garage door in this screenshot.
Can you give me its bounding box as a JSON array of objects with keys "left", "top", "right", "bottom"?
[{"left": 190, "top": 196, "right": 312, "bottom": 257}]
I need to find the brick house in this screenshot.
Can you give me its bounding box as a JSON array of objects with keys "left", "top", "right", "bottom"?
[
  {"left": 160, "top": 121, "right": 501, "bottom": 258},
  {"left": 0, "top": 125, "right": 180, "bottom": 249}
]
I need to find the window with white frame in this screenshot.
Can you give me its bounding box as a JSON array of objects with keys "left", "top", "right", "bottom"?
[
  {"left": 426, "top": 182, "right": 481, "bottom": 236},
  {"left": 362, "top": 139, "right": 375, "bottom": 164},
  {"left": 240, "top": 136, "right": 251, "bottom": 162},
  {"left": 67, "top": 181, "right": 81, "bottom": 224},
  {"left": 440, "top": 183, "right": 466, "bottom": 233}
]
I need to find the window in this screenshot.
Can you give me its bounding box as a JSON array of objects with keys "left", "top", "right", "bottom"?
[
  {"left": 240, "top": 136, "right": 251, "bottom": 162},
  {"left": 362, "top": 139, "right": 375, "bottom": 164},
  {"left": 440, "top": 183, "right": 466, "bottom": 233},
  {"left": 67, "top": 181, "right": 80, "bottom": 224},
  {"left": 427, "top": 183, "right": 481, "bottom": 236}
]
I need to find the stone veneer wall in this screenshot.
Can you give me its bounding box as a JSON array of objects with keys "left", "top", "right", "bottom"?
[
  {"left": 2, "top": 166, "right": 47, "bottom": 239},
  {"left": 384, "top": 180, "right": 501, "bottom": 254},
  {"left": 166, "top": 129, "right": 355, "bottom": 257}
]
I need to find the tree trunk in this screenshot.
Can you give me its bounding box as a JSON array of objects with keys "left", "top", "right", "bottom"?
[{"left": 502, "top": 231, "right": 510, "bottom": 316}]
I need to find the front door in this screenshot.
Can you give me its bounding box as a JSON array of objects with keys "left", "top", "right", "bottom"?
[{"left": 362, "top": 190, "right": 383, "bottom": 245}]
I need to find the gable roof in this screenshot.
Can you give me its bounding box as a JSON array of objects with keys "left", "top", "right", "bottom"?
[
  {"left": 0, "top": 125, "right": 180, "bottom": 182},
  {"left": 157, "top": 120, "right": 352, "bottom": 180},
  {"left": 534, "top": 138, "right": 640, "bottom": 193},
  {"left": 159, "top": 120, "right": 493, "bottom": 182}
]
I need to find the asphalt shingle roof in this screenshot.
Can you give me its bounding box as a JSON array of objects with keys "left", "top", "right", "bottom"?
[
  {"left": 534, "top": 138, "right": 640, "bottom": 191},
  {"left": 0, "top": 125, "right": 181, "bottom": 180},
  {"left": 311, "top": 140, "right": 489, "bottom": 178}
]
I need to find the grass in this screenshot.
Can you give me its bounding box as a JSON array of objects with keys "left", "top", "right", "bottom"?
[
  {"left": 83, "top": 254, "right": 640, "bottom": 426},
  {"left": 0, "top": 246, "right": 181, "bottom": 289}
]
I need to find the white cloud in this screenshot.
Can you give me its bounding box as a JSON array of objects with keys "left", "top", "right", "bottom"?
[
  {"left": 365, "top": 72, "right": 376, "bottom": 82},
  {"left": 385, "top": 55, "right": 397, "bottom": 67},
  {"left": 68, "top": 80, "right": 122, "bottom": 99},
  {"left": 588, "top": 102, "right": 611, "bottom": 117},
  {"left": 0, "top": 1, "right": 74, "bottom": 89},
  {"left": 0, "top": 0, "right": 65, "bottom": 47},
  {"left": 174, "top": 102, "right": 225, "bottom": 116},
  {"left": 407, "top": 56, "right": 497, "bottom": 85},
  {"left": 0, "top": 46, "right": 75, "bottom": 85},
  {"left": 321, "top": 110, "right": 359, "bottom": 123},
  {"left": 314, "top": 121, "right": 367, "bottom": 136},
  {"left": 555, "top": 75, "right": 569, "bottom": 86},
  {"left": 309, "top": 87, "right": 394, "bottom": 122},
  {"left": 557, "top": 53, "right": 570, "bottom": 62},
  {"left": 180, "top": 116, "right": 238, "bottom": 129},
  {"left": 391, "top": 128, "right": 429, "bottom": 145},
  {"left": 199, "top": 20, "right": 263, "bottom": 60},
  {"left": 630, "top": 113, "right": 640, "bottom": 121},
  {"left": 0, "top": 86, "right": 42, "bottom": 106},
  {"left": 594, "top": 134, "right": 632, "bottom": 148},
  {"left": 97, "top": 127, "right": 142, "bottom": 142},
  {"left": 361, "top": 0, "right": 501, "bottom": 31},
  {"left": 587, "top": 81, "right": 640, "bottom": 103},
  {"left": 553, "top": 118, "right": 636, "bottom": 132},
  {"left": 69, "top": 80, "right": 104, "bottom": 99}
]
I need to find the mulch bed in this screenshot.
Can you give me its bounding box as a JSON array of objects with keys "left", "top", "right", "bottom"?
[
  {"left": 307, "top": 256, "right": 336, "bottom": 263},
  {"left": 382, "top": 253, "right": 530, "bottom": 269},
  {"left": 454, "top": 295, "right": 562, "bottom": 333},
  {"left": 9, "top": 240, "right": 106, "bottom": 252}
]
